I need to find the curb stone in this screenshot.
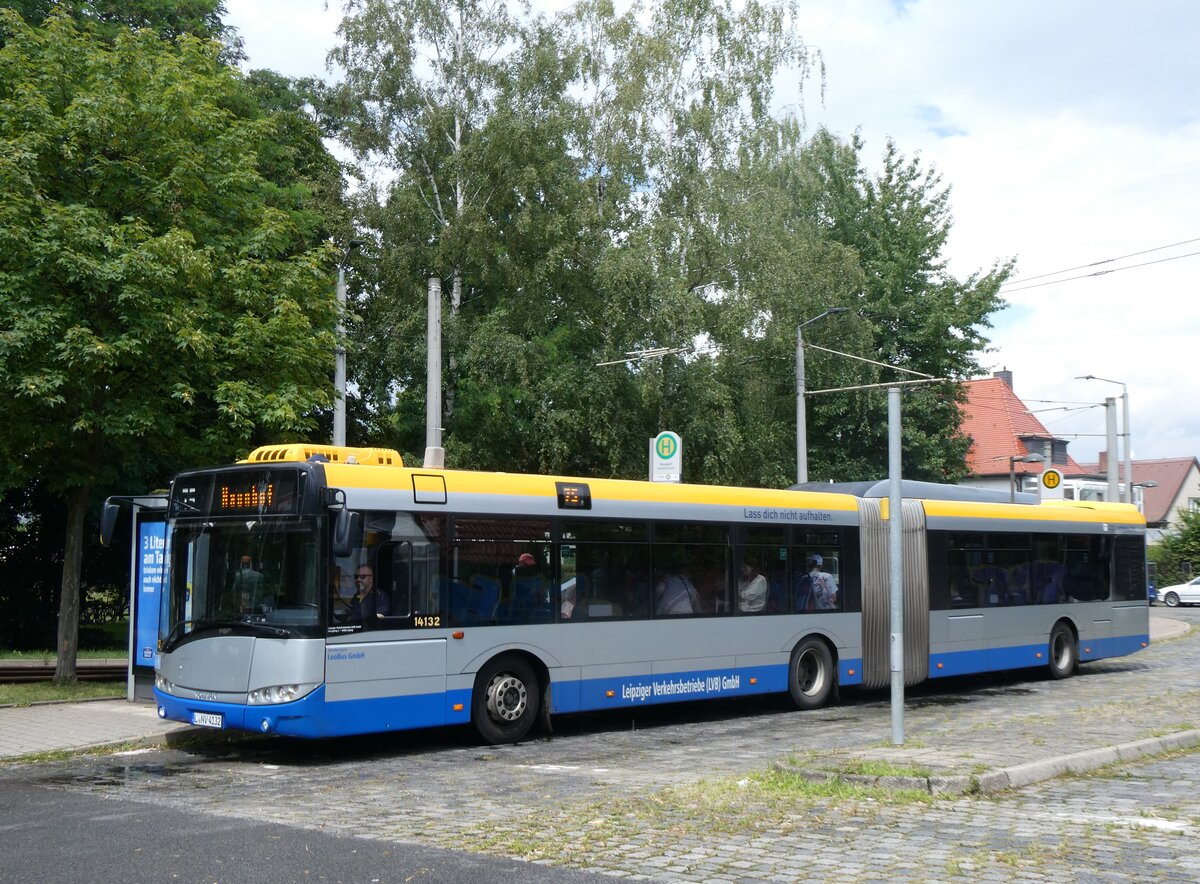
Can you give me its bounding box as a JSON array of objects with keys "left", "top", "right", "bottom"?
[{"left": 772, "top": 728, "right": 1200, "bottom": 796}]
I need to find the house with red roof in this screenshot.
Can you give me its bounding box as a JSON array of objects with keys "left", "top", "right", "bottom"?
[
  {"left": 1071, "top": 455, "right": 1200, "bottom": 542},
  {"left": 960, "top": 371, "right": 1199, "bottom": 542},
  {"left": 959, "top": 370, "right": 1084, "bottom": 497}
]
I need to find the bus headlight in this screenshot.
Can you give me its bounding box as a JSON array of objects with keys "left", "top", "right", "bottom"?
[
  {"left": 246, "top": 683, "right": 318, "bottom": 705},
  {"left": 155, "top": 674, "right": 175, "bottom": 695}
]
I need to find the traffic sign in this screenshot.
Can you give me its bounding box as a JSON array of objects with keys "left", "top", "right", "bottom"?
[
  {"left": 1042, "top": 468, "right": 1062, "bottom": 490},
  {"left": 650, "top": 431, "right": 682, "bottom": 482}
]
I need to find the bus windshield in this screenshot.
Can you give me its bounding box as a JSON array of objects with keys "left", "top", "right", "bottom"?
[{"left": 161, "top": 515, "right": 325, "bottom": 649}]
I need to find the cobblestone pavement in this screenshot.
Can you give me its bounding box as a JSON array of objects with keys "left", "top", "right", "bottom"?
[{"left": 5, "top": 611, "right": 1200, "bottom": 882}]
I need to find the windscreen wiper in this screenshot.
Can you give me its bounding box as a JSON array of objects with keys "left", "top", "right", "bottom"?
[
  {"left": 203, "top": 618, "right": 292, "bottom": 639},
  {"left": 161, "top": 618, "right": 292, "bottom": 649},
  {"left": 160, "top": 621, "right": 188, "bottom": 652}
]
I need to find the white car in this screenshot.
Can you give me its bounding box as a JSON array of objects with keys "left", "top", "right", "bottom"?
[{"left": 1159, "top": 576, "right": 1200, "bottom": 608}]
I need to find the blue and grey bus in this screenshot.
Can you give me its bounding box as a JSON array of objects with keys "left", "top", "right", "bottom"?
[{"left": 123, "top": 443, "right": 1148, "bottom": 744}]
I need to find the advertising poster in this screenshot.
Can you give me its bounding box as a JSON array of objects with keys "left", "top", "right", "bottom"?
[{"left": 134, "top": 514, "right": 167, "bottom": 672}]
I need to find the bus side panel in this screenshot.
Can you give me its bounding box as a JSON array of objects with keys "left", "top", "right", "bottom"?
[
  {"left": 323, "top": 638, "right": 453, "bottom": 732},
  {"left": 452, "top": 619, "right": 857, "bottom": 716},
  {"left": 928, "top": 611, "right": 985, "bottom": 677},
  {"left": 1109, "top": 602, "right": 1150, "bottom": 656},
  {"left": 1083, "top": 602, "right": 1148, "bottom": 661}
]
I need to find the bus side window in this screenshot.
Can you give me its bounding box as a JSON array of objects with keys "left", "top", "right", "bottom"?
[{"left": 376, "top": 542, "right": 412, "bottom": 619}]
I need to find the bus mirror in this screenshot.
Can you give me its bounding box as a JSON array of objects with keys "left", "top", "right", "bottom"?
[
  {"left": 332, "top": 508, "right": 361, "bottom": 558},
  {"left": 100, "top": 499, "right": 121, "bottom": 548}
]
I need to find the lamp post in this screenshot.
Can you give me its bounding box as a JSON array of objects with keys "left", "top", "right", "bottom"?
[
  {"left": 1009, "top": 452, "right": 1045, "bottom": 503},
  {"left": 1077, "top": 375, "right": 1131, "bottom": 503},
  {"left": 1131, "top": 480, "right": 1158, "bottom": 513},
  {"left": 334, "top": 239, "right": 363, "bottom": 447},
  {"left": 796, "top": 307, "right": 849, "bottom": 484}
]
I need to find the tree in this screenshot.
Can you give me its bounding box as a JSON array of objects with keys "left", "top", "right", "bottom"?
[
  {"left": 1149, "top": 508, "right": 1200, "bottom": 589},
  {"left": 763, "top": 129, "right": 1012, "bottom": 482},
  {"left": 0, "top": 11, "right": 339, "bottom": 680},
  {"left": 331, "top": 0, "right": 1009, "bottom": 490},
  {"left": 1, "top": 0, "right": 234, "bottom": 45}
]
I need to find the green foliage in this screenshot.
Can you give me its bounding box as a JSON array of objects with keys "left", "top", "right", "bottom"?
[
  {"left": 1149, "top": 507, "right": 1200, "bottom": 588},
  {"left": 0, "top": 9, "right": 341, "bottom": 673},
  {"left": 0, "top": 9, "right": 337, "bottom": 489},
  {"left": 0, "top": 0, "right": 235, "bottom": 48},
  {"left": 329, "top": 0, "right": 1011, "bottom": 486}
]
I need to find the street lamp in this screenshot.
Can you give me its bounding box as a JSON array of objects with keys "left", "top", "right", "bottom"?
[
  {"left": 1077, "top": 375, "right": 1131, "bottom": 503},
  {"left": 1009, "top": 452, "right": 1045, "bottom": 503},
  {"left": 796, "top": 307, "right": 849, "bottom": 484},
  {"left": 1131, "top": 480, "right": 1158, "bottom": 513},
  {"left": 334, "top": 239, "right": 364, "bottom": 447}
]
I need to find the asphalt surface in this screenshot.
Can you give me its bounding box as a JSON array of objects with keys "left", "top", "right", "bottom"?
[{"left": 2, "top": 610, "right": 1199, "bottom": 882}]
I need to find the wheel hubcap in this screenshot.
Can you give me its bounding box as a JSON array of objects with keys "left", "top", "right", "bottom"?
[
  {"left": 486, "top": 674, "right": 527, "bottom": 723},
  {"left": 1052, "top": 633, "right": 1070, "bottom": 669},
  {"left": 797, "top": 650, "right": 825, "bottom": 696}
]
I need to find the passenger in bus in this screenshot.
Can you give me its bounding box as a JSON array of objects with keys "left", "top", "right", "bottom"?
[
  {"left": 1035, "top": 561, "right": 1064, "bottom": 604},
  {"left": 511, "top": 553, "right": 548, "bottom": 619},
  {"left": 618, "top": 566, "right": 652, "bottom": 618},
  {"left": 349, "top": 564, "right": 389, "bottom": 624},
  {"left": 737, "top": 557, "right": 768, "bottom": 613},
  {"left": 655, "top": 564, "right": 700, "bottom": 615},
  {"left": 807, "top": 555, "right": 838, "bottom": 610},
  {"left": 232, "top": 555, "right": 265, "bottom": 615}
]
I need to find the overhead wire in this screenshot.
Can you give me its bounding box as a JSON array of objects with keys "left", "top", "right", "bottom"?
[
  {"left": 1000, "top": 245, "right": 1200, "bottom": 294},
  {"left": 1000, "top": 236, "right": 1200, "bottom": 287}
]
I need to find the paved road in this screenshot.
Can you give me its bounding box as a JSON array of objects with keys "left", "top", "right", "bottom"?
[{"left": 4, "top": 609, "right": 1200, "bottom": 882}]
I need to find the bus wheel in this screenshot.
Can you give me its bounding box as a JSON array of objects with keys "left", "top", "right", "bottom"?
[
  {"left": 472, "top": 656, "right": 540, "bottom": 744},
  {"left": 788, "top": 638, "right": 834, "bottom": 710},
  {"left": 1164, "top": 592, "right": 1180, "bottom": 608},
  {"left": 1048, "top": 622, "right": 1077, "bottom": 680}
]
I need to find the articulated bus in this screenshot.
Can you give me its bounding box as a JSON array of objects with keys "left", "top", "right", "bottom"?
[{"left": 133, "top": 444, "right": 1149, "bottom": 744}]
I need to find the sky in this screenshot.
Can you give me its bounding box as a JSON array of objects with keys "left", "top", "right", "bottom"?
[{"left": 224, "top": 0, "right": 1200, "bottom": 465}]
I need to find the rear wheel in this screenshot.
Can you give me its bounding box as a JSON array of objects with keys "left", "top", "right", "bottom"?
[
  {"left": 472, "top": 655, "right": 540, "bottom": 744},
  {"left": 1164, "top": 592, "right": 1181, "bottom": 608},
  {"left": 1048, "top": 622, "right": 1077, "bottom": 680},
  {"left": 788, "top": 638, "right": 835, "bottom": 710}
]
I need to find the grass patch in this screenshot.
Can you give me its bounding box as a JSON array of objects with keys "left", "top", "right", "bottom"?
[
  {"left": 832, "top": 759, "right": 933, "bottom": 779},
  {"left": 453, "top": 769, "right": 934, "bottom": 866},
  {"left": 0, "top": 680, "right": 124, "bottom": 707},
  {"left": 0, "top": 649, "right": 125, "bottom": 661},
  {"left": 760, "top": 768, "right": 933, "bottom": 803}
]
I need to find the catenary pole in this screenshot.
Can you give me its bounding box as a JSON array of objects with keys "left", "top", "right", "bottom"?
[
  {"left": 1105, "top": 397, "right": 1119, "bottom": 501},
  {"left": 332, "top": 240, "right": 361, "bottom": 446},
  {"left": 424, "top": 277, "right": 444, "bottom": 468},
  {"left": 888, "top": 386, "right": 904, "bottom": 745}
]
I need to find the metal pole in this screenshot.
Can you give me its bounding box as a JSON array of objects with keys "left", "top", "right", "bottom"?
[
  {"left": 1009, "top": 458, "right": 1017, "bottom": 504},
  {"left": 333, "top": 240, "right": 361, "bottom": 447},
  {"left": 1105, "top": 397, "right": 1119, "bottom": 502},
  {"left": 424, "top": 277, "right": 445, "bottom": 468},
  {"left": 796, "top": 326, "right": 807, "bottom": 484},
  {"left": 794, "top": 307, "right": 848, "bottom": 485},
  {"left": 888, "top": 386, "right": 904, "bottom": 746},
  {"left": 1121, "top": 389, "right": 1132, "bottom": 504},
  {"left": 333, "top": 264, "right": 347, "bottom": 447}
]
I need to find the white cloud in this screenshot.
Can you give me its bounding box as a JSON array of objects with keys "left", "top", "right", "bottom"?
[{"left": 224, "top": 0, "right": 343, "bottom": 80}]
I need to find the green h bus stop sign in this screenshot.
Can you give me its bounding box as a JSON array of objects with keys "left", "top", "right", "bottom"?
[{"left": 650, "top": 431, "right": 682, "bottom": 483}]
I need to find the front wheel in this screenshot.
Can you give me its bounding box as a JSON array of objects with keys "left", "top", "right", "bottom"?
[
  {"left": 788, "top": 638, "right": 835, "bottom": 710},
  {"left": 472, "top": 656, "right": 540, "bottom": 744},
  {"left": 1048, "top": 622, "right": 1077, "bottom": 680},
  {"left": 1164, "top": 592, "right": 1181, "bottom": 608}
]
